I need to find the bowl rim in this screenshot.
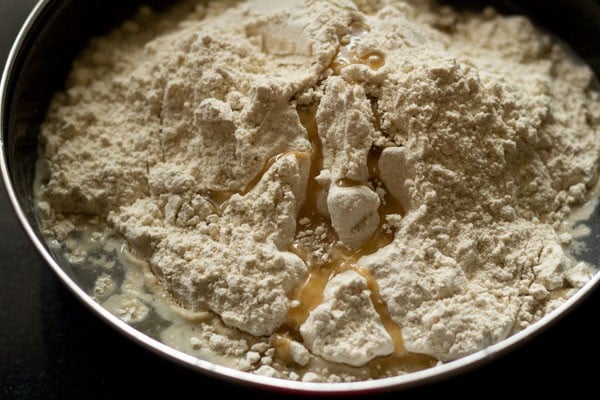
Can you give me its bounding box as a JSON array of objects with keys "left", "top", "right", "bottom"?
[{"left": 2, "top": 0, "right": 600, "bottom": 394}]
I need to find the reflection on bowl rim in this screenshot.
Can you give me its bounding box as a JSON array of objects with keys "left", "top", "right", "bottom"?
[{"left": 1, "top": 0, "right": 599, "bottom": 394}]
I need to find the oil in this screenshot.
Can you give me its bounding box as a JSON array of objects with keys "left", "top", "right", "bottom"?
[{"left": 332, "top": 22, "right": 386, "bottom": 74}]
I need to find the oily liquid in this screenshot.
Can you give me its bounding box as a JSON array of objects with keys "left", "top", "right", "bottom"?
[
  {"left": 331, "top": 22, "right": 385, "bottom": 75},
  {"left": 270, "top": 103, "right": 438, "bottom": 374},
  {"left": 207, "top": 151, "right": 308, "bottom": 209}
]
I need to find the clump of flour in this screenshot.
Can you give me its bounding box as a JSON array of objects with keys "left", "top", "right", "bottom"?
[{"left": 36, "top": 0, "right": 600, "bottom": 381}]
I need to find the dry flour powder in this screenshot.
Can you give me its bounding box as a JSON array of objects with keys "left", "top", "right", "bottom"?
[{"left": 35, "top": 0, "right": 600, "bottom": 382}]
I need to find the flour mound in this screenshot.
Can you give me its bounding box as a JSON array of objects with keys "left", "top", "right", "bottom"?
[{"left": 36, "top": 0, "right": 600, "bottom": 379}]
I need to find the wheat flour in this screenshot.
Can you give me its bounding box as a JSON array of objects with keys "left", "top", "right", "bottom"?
[{"left": 35, "top": 0, "right": 600, "bottom": 382}]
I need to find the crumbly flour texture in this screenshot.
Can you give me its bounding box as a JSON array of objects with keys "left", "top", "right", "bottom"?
[{"left": 36, "top": 0, "right": 600, "bottom": 382}]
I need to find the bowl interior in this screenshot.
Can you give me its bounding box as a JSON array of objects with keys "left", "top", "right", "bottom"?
[{"left": 2, "top": 0, "right": 600, "bottom": 392}]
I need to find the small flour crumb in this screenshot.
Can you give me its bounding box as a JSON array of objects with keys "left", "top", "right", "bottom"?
[
  {"left": 93, "top": 274, "right": 116, "bottom": 300},
  {"left": 302, "top": 372, "right": 321, "bottom": 383},
  {"left": 102, "top": 294, "right": 149, "bottom": 324},
  {"left": 289, "top": 340, "right": 311, "bottom": 366}
]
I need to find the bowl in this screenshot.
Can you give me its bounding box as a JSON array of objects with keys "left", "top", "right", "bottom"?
[{"left": 2, "top": 0, "right": 600, "bottom": 394}]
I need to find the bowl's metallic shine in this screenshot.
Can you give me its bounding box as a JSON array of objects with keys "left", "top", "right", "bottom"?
[{"left": 2, "top": 0, "right": 600, "bottom": 394}]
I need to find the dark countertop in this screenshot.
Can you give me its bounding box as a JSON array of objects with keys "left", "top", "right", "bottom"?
[{"left": 1, "top": 1, "right": 599, "bottom": 399}]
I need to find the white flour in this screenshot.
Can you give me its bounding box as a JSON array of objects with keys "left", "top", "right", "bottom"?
[{"left": 36, "top": 0, "right": 600, "bottom": 382}]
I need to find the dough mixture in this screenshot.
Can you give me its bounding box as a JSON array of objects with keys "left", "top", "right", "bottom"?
[{"left": 35, "top": 0, "right": 600, "bottom": 382}]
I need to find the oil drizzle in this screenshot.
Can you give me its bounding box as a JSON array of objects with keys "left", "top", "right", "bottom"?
[
  {"left": 207, "top": 151, "right": 307, "bottom": 209},
  {"left": 279, "top": 102, "right": 409, "bottom": 364},
  {"left": 332, "top": 22, "right": 386, "bottom": 74},
  {"left": 200, "top": 30, "right": 430, "bottom": 371}
]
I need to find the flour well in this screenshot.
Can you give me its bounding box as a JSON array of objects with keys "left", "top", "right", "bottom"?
[{"left": 35, "top": 0, "right": 600, "bottom": 382}]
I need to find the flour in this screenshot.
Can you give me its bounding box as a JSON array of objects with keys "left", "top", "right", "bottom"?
[
  {"left": 300, "top": 270, "right": 394, "bottom": 366},
  {"left": 35, "top": 0, "right": 600, "bottom": 382}
]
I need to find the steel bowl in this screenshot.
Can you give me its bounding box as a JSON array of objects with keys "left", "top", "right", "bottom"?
[{"left": 2, "top": 0, "right": 600, "bottom": 394}]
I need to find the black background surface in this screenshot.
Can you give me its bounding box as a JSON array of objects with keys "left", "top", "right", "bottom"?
[{"left": 1, "top": 1, "right": 599, "bottom": 398}]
